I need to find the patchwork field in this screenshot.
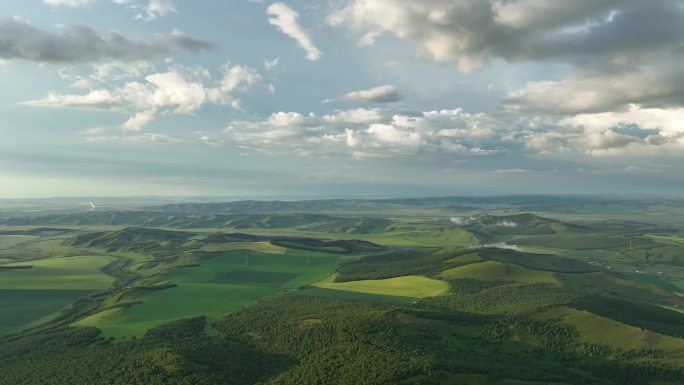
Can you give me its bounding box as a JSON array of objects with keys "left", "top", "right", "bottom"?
[{"left": 80, "top": 250, "right": 349, "bottom": 337}]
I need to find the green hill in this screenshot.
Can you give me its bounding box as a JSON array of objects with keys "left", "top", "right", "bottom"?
[
  {"left": 451, "top": 213, "right": 589, "bottom": 242},
  {"left": 63, "top": 227, "right": 197, "bottom": 254}
]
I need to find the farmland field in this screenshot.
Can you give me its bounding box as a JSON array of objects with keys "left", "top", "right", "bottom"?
[
  {"left": 0, "top": 255, "right": 113, "bottom": 334},
  {"left": 0, "top": 289, "right": 91, "bottom": 335},
  {"left": 72, "top": 248, "right": 351, "bottom": 337}
]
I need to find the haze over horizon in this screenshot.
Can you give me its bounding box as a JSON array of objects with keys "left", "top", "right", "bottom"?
[{"left": 2, "top": 0, "right": 684, "bottom": 198}]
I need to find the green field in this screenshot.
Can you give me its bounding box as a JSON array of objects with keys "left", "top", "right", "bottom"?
[
  {"left": 0, "top": 235, "right": 38, "bottom": 250},
  {"left": 0, "top": 289, "right": 91, "bottom": 335},
  {"left": 81, "top": 250, "right": 348, "bottom": 337},
  {"left": 0, "top": 255, "right": 113, "bottom": 335},
  {"left": 0, "top": 255, "right": 113, "bottom": 290},
  {"left": 314, "top": 275, "right": 449, "bottom": 298},
  {"left": 79, "top": 283, "right": 279, "bottom": 338}
]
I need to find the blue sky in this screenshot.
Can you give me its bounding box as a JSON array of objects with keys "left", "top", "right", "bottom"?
[{"left": 1, "top": 0, "right": 683, "bottom": 198}]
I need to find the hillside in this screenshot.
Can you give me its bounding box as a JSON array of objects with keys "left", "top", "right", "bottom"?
[
  {"left": 0, "top": 211, "right": 393, "bottom": 234},
  {"left": 2, "top": 205, "right": 684, "bottom": 385}
]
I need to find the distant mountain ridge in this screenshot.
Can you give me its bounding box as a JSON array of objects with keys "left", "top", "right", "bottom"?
[{"left": 0, "top": 211, "right": 392, "bottom": 233}]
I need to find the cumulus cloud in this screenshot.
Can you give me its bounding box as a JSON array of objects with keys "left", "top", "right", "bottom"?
[
  {"left": 524, "top": 105, "right": 684, "bottom": 155},
  {"left": 26, "top": 63, "right": 262, "bottom": 130},
  {"left": 328, "top": 0, "right": 684, "bottom": 72},
  {"left": 505, "top": 61, "right": 684, "bottom": 114},
  {"left": 229, "top": 107, "right": 502, "bottom": 158},
  {"left": 344, "top": 85, "right": 403, "bottom": 103},
  {"left": 323, "top": 108, "right": 384, "bottom": 124},
  {"left": 136, "top": 0, "right": 178, "bottom": 21},
  {"left": 328, "top": 0, "right": 684, "bottom": 124},
  {"left": 267, "top": 3, "right": 321, "bottom": 61},
  {"left": 0, "top": 18, "right": 213, "bottom": 63},
  {"left": 562, "top": 105, "right": 684, "bottom": 138}
]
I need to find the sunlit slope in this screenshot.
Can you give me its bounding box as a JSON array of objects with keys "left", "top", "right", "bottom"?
[{"left": 314, "top": 275, "right": 449, "bottom": 298}]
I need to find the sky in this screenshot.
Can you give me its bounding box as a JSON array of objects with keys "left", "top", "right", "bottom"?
[{"left": 1, "top": 0, "right": 683, "bottom": 198}]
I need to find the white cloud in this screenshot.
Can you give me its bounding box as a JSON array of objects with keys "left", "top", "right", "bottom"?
[
  {"left": 264, "top": 57, "right": 280, "bottom": 70},
  {"left": 481, "top": 243, "right": 520, "bottom": 251},
  {"left": 267, "top": 2, "right": 321, "bottom": 61},
  {"left": 229, "top": 107, "right": 502, "bottom": 159},
  {"left": 24, "top": 90, "right": 123, "bottom": 109},
  {"left": 366, "top": 122, "right": 424, "bottom": 149},
  {"left": 344, "top": 85, "right": 403, "bottom": 103},
  {"left": 524, "top": 105, "right": 684, "bottom": 155},
  {"left": 26, "top": 63, "right": 262, "bottom": 130},
  {"left": 43, "top": 0, "right": 91, "bottom": 7},
  {"left": 562, "top": 105, "right": 684, "bottom": 138},
  {"left": 146, "top": 71, "right": 206, "bottom": 114},
  {"left": 81, "top": 127, "right": 109, "bottom": 136},
  {"left": 85, "top": 132, "right": 188, "bottom": 144},
  {"left": 43, "top": 0, "right": 179, "bottom": 20},
  {"left": 394, "top": 108, "right": 498, "bottom": 139},
  {"left": 451, "top": 216, "right": 477, "bottom": 226},
  {"left": 267, "top": 111, "right": 320, "bottom": 127},
  {"left": 506, "top": 61, "right": 684, "bottom": 114},
  {"left": 323, "top": 108, "right": 384, "bottom": 124},
  {"left": 496, "top": 221, "right": 518, "bottom": 228},
  {"left": 136, "top": 0, "right": 178, "bottom": 21},
  {"left": 122, "top": 110, "right": 157, "bottom": 131},
  {"left": 69, "top": 79, "right": 93, "bottom": 89},
  {"left": 199, "top": 135, "right": 224, "bottom": 146},
  {"left": 84, "top": 132, "right": 224, "bottom": 146}
]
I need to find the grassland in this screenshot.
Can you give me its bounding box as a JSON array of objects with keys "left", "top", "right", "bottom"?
[
  {"left": 0, "top": 235, "right": 38, "bottom": 250},
  {"left": 314, "top": 275, "right": 449, "bottom": 298}
]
